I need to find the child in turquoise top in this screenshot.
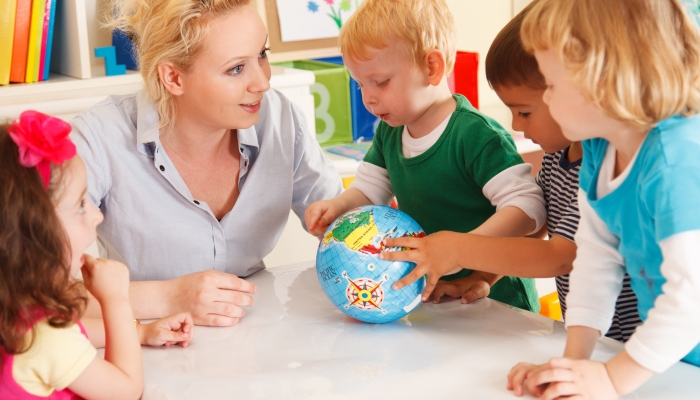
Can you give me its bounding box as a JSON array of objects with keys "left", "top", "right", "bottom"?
[
  {"left": 503, "top": 1, "right": 700, "bottom": 398},
  {"left": 305, "top": 0, "right": 547, "bottom": 312}
]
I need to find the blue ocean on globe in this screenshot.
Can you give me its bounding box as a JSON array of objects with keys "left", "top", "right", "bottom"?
[{"left": 315, "top": 205, "right": 427, "bottom": 323}]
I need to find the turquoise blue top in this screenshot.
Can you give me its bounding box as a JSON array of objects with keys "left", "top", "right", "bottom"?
[{"left": 579, "top": 115, "right": 700, "bottom": 366}]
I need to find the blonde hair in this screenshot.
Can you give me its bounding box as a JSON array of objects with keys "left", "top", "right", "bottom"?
[
  {"left": 521, "top": 0, "right": 700, "bottom": 130},
  {"left": 339, "top": 0, "right": 456, "bottom": 74},
  {"left": 109, "top": 0, "right": 253, "bottom": 131}
]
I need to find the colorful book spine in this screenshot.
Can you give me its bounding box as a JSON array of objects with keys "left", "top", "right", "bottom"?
[
  {"left": 25, "top": 0, "right": 45, "bottom": 83},
  {"left": 42, "top": 0, "right": 55, "bottom": 81},
  {"left": 9, "top": 0, "right": 31, "bottom": 83},
  {"left": 38, "top": 0, "right": 51, "bottom": 81},
  {"left": 0, "top": 0, "right": 17, "bottom": 85}
]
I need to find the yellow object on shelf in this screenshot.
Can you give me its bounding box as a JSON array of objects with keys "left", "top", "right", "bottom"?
[
  {"left": 342, "top": 176, "right": 356, "bottom": 189},
  {"left": 539, "top": 291, "right": 562, "bottom": 321}
]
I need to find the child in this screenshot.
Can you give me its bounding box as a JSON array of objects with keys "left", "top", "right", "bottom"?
[
  {"left": 388, "top": 0, "right": 642, "bottom": 343},
  {"left": 305, "top": 0, "right": 547, "bottom": 312},
  {"left": 506, "top": 0, "right": 700, "bottom": 398},
  {"left": 0, "top": 111, "right": 194, "bottom": 399}
]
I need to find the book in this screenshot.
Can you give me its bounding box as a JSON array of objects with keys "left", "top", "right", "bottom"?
[
  {"left": 0, "top": 0, "right": 17, "bottom": 85},
  {"left": 42, "top": 0, "right": 55, "bottom": 80},
  {"left": 9, "top": 0, "right": 30, "bottom": 83},
  {"left": 38, "top": 0, "right": 52, "bottom": 81},
  {"left": 25, "top": 0, "right": 45, "bottom": 83},
  {"left": 325, "top": 142, "right": 371, "bottom": 161}
]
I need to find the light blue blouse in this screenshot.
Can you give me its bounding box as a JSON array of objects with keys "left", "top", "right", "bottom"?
[{"left": 71, "top": 89, "right": 343, "bottom": 281}]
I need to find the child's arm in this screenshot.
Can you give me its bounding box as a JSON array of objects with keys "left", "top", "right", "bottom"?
[
  {"left": 68, "top": 255, "right": 143, "bottom": 400},
  {"left": 305, "top": 161, "right": 392, "bottom": 236},
  {"left": 81, "top": 314, "right": 194, "bottom": 349}
]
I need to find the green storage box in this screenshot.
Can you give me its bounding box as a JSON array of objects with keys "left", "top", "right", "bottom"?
[{"left": 274, "top": 60, "right": 353, "bottom": 145}]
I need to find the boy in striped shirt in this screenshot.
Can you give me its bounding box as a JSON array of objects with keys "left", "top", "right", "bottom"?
[{"left": 388, "top": 1, "right": 641, "bottom": 342}]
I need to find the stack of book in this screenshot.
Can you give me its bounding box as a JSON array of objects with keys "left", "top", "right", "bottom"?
[{"left": 0, "top": 0, "right": 58, "bottom": 85}]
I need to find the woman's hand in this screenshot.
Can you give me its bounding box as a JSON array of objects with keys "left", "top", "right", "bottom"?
[
  {"left": 81, "top": 254, "right": 130, "bottom": 304},
  {"left": 138, "top": 313, "right": 194, "bottom": 347},
  {"left": 165, "top": 270, "right": 257, "bottom": 326},
  {"left": 305, "top": 199, "right": 344, "bottom": 236}
]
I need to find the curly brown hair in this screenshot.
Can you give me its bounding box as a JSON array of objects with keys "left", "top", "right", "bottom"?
[{"left": 0, "top": 123, "right": 87, "bottom": 356}]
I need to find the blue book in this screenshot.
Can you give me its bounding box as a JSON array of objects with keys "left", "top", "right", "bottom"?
[{"left": 42, "top": 0, "right": 56, "bottom": 81}]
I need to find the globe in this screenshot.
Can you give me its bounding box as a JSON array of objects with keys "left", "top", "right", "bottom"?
[{"left": 316, "top": 205, "right": 427, "bottom": 323}]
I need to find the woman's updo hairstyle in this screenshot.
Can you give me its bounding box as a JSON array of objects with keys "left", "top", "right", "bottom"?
[{"left": 110, "top": 0, "right": 253, "bottom": 130}]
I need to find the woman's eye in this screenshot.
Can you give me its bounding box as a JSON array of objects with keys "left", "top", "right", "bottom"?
[
  {"left": 229, "top": 65, "right": 244, "bottom": 75},
  {"left": 259, "top": 47, "right": 270, "bottom": 58}
]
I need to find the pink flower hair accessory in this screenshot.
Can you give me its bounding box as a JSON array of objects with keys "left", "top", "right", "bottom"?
[{"left": 8, "top": 111, "right": 76, "bottom": 189}]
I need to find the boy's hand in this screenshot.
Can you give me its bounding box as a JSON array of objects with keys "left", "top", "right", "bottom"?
[
  {"left": 427, "top": 274, "right": 491, "bottom": 304},
  {"left": 81, "top": 254, "right": 130, "bottom": 304},
  {"left": 380, "top": 231, "right": 461, "bottom": 300},
  {"left": 138, "top": 313, "right": 195, "bottom": 348},
  {"left": 305, "top": 199, "right": 343, "bottom": 236}
]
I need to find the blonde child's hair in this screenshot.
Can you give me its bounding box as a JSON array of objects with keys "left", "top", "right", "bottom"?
[
  {"left": 521, "top": 0, "right": 700, "bottom": 130},
  {"left": 109, "top": 0, "right": 253, "bottom": 131},
  {"left": 339, "top": 0, "right": 457, "bottom": 75}
]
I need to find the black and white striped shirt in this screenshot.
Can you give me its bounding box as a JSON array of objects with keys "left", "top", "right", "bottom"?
[{"left": 537, "top": 148, "right": 642, "bottom": 342}]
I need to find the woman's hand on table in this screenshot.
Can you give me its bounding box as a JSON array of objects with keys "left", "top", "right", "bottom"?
[
  {"left": 138, "top": 313, "right": 195, "bottom": 347},
  {"left": 165, "top": 270, "right": 257, "bottom": 326},
  {"left": 380, "top": 231, "right": 462, "bottom": 300},
  {"left": 426, "top": 274, "right": 491, "bottom": 304}
]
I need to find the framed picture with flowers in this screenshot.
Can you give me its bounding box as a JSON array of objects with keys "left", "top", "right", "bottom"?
[{"left": 260, "top": 0, "right": 363, "bottom": 61}]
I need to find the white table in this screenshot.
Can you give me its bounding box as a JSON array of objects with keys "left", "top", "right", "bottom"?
[{"left": 137, "top": 262, "right": 699, "bottom": 399}]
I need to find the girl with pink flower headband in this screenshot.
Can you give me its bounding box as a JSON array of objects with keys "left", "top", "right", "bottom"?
[{"left": 0, "top": 111, "right": 194, "bottom": 399}]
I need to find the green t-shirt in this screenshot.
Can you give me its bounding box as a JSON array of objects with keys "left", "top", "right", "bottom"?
[{"left": 364, "top": 95, "right": 539, "bottom": 312}]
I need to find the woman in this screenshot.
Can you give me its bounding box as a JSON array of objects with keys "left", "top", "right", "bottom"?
[{"left": 71, "top": 0, "right": 343, "bottom": 326}]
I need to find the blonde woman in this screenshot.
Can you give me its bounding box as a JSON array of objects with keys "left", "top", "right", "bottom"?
[{"left": 71, "top": 0, "right": 342, "bottom": 327}]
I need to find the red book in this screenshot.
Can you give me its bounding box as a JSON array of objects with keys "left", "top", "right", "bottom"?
[
  {"left": 9, "top": 0, "right": 31, "bottom": 83},
  {"left": 38, "top": 0, "right": 51, "bottom": 81}
]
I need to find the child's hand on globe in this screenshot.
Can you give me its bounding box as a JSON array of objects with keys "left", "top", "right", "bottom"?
[{"left": 305, "top": 199, "right": 344, "bottom": 236}]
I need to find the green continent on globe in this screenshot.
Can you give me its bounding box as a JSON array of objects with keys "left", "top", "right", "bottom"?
[{"left": 323, "top": 209, "right": 384, "bottom": 254}]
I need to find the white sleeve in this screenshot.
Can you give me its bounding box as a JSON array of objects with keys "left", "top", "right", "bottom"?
[
  {"left": 624, "top": 230, "right": 700, "bottom": 373},
  {"left": 565, "top": 188, "right": 625, "bottom": 334},
  {"left": 348, "top": 162, "right": 394, "bottom": 205},
  {"left": 482, "top": 164, "right": 547, "bottom": 234}
]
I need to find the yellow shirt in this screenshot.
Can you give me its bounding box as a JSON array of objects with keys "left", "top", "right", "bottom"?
[{"left": 13, "top": 320, "right": 96, "bottom": 396}]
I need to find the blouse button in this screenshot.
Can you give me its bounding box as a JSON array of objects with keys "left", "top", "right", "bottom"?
[
  {"left": 194, "top": 200, "right": 200, "bottom": 205},
  {"left": 159, "top": 165, "right": 165, "bottom": 172}
]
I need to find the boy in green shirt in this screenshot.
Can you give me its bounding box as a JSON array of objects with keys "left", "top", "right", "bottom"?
[{"left": 305, "top": 0, "right": 546, "bottom": 312}]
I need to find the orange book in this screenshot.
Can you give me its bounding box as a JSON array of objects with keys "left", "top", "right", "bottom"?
[
  {"left": 0, "top": 0, "right": 17, "bottom": 85},
  {"left": 9, "top": 0, "right": 31, "bottom": 83}
]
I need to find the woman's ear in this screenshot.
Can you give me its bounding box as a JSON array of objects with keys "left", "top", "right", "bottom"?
[
  {"left": 158, "top": 63, "right": 185, "bottom": 96},
  {"left": 425, "top": 49, "right": 447, "bottom": 86}
]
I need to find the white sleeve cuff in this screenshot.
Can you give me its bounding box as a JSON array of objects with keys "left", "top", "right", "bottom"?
[
  {"left": 623, "top": 230, "right": 700, "bottom": 373},
  {"left": 482, "top": 164, "right": 547, "bottom": 234},
  {"left": 348, "top": 162, "right": 394, "bottom": 205}
]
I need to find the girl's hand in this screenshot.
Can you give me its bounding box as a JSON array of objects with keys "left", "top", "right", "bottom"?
[
  {"left": 528, "top": 358, "right": 619, "bottom": 400},
  {"left": 305, "top": 199, "right": 343, "bottom": 236},
  {"left": 381, "top": 231, "right": 461, "bottom": 300},
  {"left": 81, "top": 254, "right": 130, "bottom": 304},
  {"left": 507, "top": 362, "right": 550, "bottom": 397},
  {"left": 138, "top": 313, "right": 194, "bottom": 347}
]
